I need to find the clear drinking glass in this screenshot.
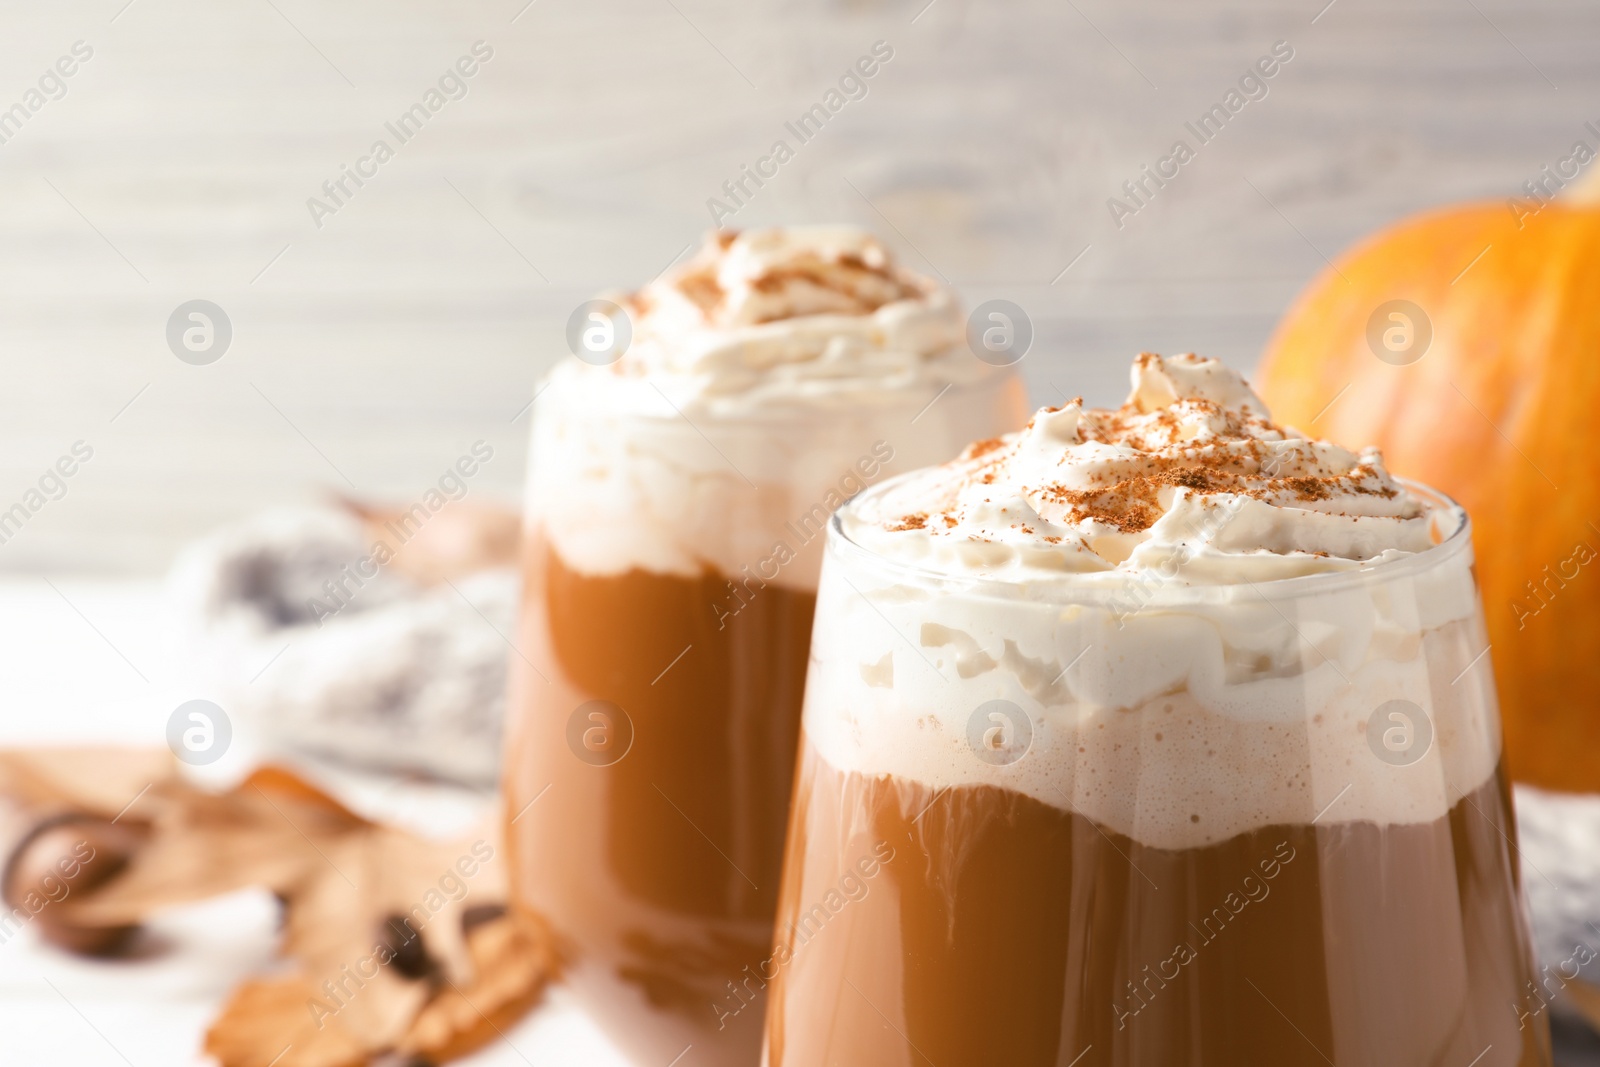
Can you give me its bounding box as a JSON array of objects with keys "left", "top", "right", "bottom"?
[
  {"left": 503, "top": 368, "right": 1027, "bottom": 1067},
  {"left": 762, "top": 477, "right": 1550, "bottom": 1067}
]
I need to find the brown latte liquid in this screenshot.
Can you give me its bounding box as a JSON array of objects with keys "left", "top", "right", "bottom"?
[
  {"left": 504, "top": 538, "right": 813, "bottom": 1067},
  {"left": 763, "top": 738, "right": 1550, "bottom": 1067}
]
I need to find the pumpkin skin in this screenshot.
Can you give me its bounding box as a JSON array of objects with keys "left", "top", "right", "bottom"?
[{"left": 1257, "top": 200, "right": 1600, "bottom": 793}]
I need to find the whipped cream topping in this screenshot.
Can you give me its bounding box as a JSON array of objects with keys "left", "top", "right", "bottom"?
[
  {"left": 528, "top": 225, "right": 1029, "bottom": 587},
  {"left": 844, "top": 353, "right": 1436, "bottom": 584},
  {"left": 552, "top": 226, "right": 994, "bottom": 417}
]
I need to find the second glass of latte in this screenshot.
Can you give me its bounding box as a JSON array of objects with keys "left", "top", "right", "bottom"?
[{"left": 503, "top": 227, "right": 1027, "bottom": 1066}]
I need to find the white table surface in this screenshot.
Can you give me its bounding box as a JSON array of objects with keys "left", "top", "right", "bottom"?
[{"left": 0, "top": 576, "right": 632, "bottom": 1067}]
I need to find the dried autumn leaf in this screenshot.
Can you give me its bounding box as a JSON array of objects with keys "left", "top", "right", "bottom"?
[
  {"left": 1563, "top": 978, "right": 1600, "bottom": 1034},
  {"left": 337, "top": 496, "right": 520, "bottom": 586},
  {"left": 0, "top": 747, "right": 173, "bottom": 819},
  {"left": 399, "top": 908, "right": 558, "bottom": 1062},
  {"left": 63, "top": 768, "right": 370, "bottom": 926},
  {"left": 205, "top": 974, "right": 373, "bottom": 1067},
  {"left": 207, "top": 910, "right": 557, "bottom": 1067},
  {"left": 0, "top": 750, "right": 557, "bottom": 1066}
]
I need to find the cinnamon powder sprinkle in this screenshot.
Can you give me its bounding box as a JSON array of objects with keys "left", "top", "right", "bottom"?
[
  {"left": 1282, "top": 476, "right": 1331, "bottom": 501},
  {"left": 677, "top": 271, "right": 724, "bottom": 315},
  {"left": 866, "top": 354, "right": 1420, "bottom": 558},
  {"left": 629, "top": 228, "right": 922, "bottom": 329},
  {"left": 1023, "top": 461, "right": 1396, "bottom": 534},
  {"left": 963, "top": 437, "right": 1006, "bottom": 460},
  {"left": 885, "top": 512, "right": 928, "bottom": 532}
]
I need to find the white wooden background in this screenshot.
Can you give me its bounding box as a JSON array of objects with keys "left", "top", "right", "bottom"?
[{"left": 0, "top": 0, "right": 1595, "bottom": 576}]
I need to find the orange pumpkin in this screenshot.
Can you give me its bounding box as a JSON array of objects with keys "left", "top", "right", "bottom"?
[{"left": 1256, "top": 182, "right": 1600, "bottom": 792}]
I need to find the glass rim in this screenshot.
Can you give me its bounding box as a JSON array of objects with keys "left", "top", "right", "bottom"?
[
  {"left": 534, "top": 355, "right": 1019, "bottom": 425},
  {"left": 827, "top": 471, "right": 1472, "bottom": 605}
]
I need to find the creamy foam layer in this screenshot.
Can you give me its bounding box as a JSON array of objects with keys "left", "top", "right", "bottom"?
[
  {"left": 844, "top": 353, "right": 1434, "bottom": 584},
  {"left": 806, "top": 353, "right": 1498, "bottom": 848},
  {"left": 529, "top": 227, "right": 1026, "bottom": 588},
  {"left": 803, "top": 532, "right": 1500, "bottom": 849}
]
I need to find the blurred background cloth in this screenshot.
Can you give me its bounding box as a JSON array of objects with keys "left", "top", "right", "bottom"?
[{"left": 1, "top": 0, "right": 1597, "bottom": 574}]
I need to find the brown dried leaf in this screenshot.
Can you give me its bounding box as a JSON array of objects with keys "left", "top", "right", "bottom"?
[
  {"left": 0, "top": 747, "right": 173, "bottom": 819},
  {"left": 1562, "top": 977, "right": 1600, "bottom": 1033},
  {"left": 207, "top": 910, "right": 557, "bottom": 1067},
  {"left": 278, "top": 823, "right": 502, "bottom": 1044},
  {"left": 0, "top": 750, "right": 556, "bottom": 1066},
  {"left": 63, "top": 769, "right": 368, "bottom": 926},
  {"left": 205, "top": 974, "right": 372, "bottom": 1067},
  {"left": 399, "top": 908, "right": 559, "bottom": 1063},
  {"left": 337, "top": 496, "right": 520, "bottom": 586}
]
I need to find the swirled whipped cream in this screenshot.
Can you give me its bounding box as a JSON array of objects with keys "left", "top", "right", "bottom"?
[
  {"left": 549, "top": 225, "right": 996, "bottom": 417},
  {"left": 528, "top": 225, "right": 1029, "bottom": 585},
  {"left": 845, "top": 352, "right": 1436, "bottom": 583}
]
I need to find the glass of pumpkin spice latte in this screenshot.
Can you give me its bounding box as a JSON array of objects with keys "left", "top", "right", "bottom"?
[
  {"left": 761, "top": 353, "right": 1549, "bottom": 1067},
  {"left": 501, "top": 227, "right": 1028, "bottom": 1066}
]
